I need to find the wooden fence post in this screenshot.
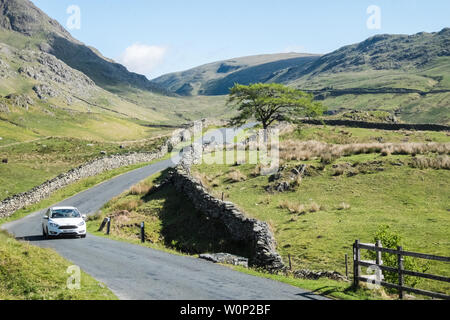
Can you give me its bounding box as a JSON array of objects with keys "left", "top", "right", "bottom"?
[
  {"left": 345, "top": 254, "right": 348, "bottom": 279},
  {"left": 375, "top": 240, "right": 383, "bottom": 282},
  {"left": 353, "top": 240, "right": 361, "bottom": 287},
  {"left": 140, "top": 222, "right": 145, "bottom": 243},
  {"left": 98, "top": 218, "right": 108, "bottom": 232},
  {"left": 288, "top": 254, "right": 292, "bottom": 271},
  {"left": 398, "top": 246, "right": 404, "bottom": 300},
  {"left": 376, "top": 240, "right": 382, "bottom": 265}
]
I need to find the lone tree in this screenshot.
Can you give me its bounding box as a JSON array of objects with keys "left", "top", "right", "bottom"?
[{"left": 228, "top": 83, "right": 325, "bottom": 129}]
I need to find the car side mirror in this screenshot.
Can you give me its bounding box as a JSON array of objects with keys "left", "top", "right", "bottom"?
[
  {"left": 82, "top": 214, "right": 87, "bottom": 221},
  {"left": 43, "top": 216, "right": 49, "bottom": 220}
]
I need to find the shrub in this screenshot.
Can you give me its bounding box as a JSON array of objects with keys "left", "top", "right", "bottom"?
[
  {"left": 332, "top": 167, "right": 346, "bottom": 176},
  {"left": 320, "top": 152, "right": 336, "bottom": 164},
  {"left": 251, "top": 164, "right": 262, "bottom": 177},
  {"left": 279, "top": 140, "right": 450, "bottom": 163},
  {"left": 410, "top": 155, "right": 450, "bottom": 170},
  {"left": 193, "top": 172, "right": 218, "bottom": 189},
  {"left": 128, "top": 183, "right": 151, "bottom": 196},
  {"left": 309, "top": 202, "right": 321, "bottom": 213},
  {"left": 87, "top": 211, "right": 102, "bottom": 221},
  {"left": 291, "top": 174, "right": 303, "bottom": 188},
  {"left": 114, "top": 199, "right": 143, "bottom": 212},
  {"left": 337, "top": 202, "right": 351, "bottom": 210},
  {"left": 368, "top": 225, "right": 429, "bottom": 290},
  {"left": 227, "top": 169, "right": 247, "bottom": 183},
  {"left": 279, "top": 200, "right": 307, "bottom": 214}
]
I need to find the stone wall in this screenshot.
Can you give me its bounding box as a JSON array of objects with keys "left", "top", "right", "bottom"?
[
  {"left": 302, "top": 119, "right": 450, "bottom": 132},
  {"left": 170, "top": 166, "right": 285, "bottom": 271},
  {"left": 0, "top": 128, "right": 188, "bottom": 219}
]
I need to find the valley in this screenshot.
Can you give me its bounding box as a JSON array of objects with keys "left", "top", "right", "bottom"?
[{"left": 0, "top": 0, "right": 448, "bottom": 302}]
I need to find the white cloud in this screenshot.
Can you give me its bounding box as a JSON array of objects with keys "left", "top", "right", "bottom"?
[
  {"left": 119, "top": 43, "right": 167, "bottom": 77},
  {"left": 283, "top": 45, "right": 307, "bottom": 53}
]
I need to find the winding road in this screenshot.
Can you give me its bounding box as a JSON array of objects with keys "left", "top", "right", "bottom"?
[{"left": 1, "top": 126, "right": 328, "bottom": 300}]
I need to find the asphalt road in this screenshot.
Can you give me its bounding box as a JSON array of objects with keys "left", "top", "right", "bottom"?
[{"left": 2, "top": 126, "right": 328, "bottom": 300}]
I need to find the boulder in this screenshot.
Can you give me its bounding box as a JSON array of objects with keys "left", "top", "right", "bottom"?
[{"left": 199, "top": 253, "right": 248, "bottom": 268}]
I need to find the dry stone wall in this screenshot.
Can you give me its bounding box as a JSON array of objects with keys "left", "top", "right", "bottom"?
[
  {"left": 0, "top": 129, "right": 187, "bottom": 219},
  {"left": 302, "top": 119, "right": 450, "bottom": 132},
  {"left": 170, "top": 166, "right": 285, "bottom": 271}
]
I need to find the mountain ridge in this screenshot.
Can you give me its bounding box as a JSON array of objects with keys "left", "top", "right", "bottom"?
[
  {"left": 0, "top": 0, "right": 169, "bottom": 95},
  {"left": 152, "top": 28, "right": 450, "bottom": 96},
  {"left": 151, "top": 52, "right": 321, "bottom": 96}
]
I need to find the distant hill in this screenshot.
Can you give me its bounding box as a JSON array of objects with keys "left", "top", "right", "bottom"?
[
  {"left": 152, "top": 29, "right": 450, "bottom": 124},
  {"left": 281, "top": 28, "right": 450, "bottom": 88},
  {"left": 151, "top": 53, "right": 321, "bottom": 96},
  {"left": 0, "top": 0, "right": 232, "bottom": 143},
  {"left": 0, "top": 0, "right": 168, "bottom": 95}
]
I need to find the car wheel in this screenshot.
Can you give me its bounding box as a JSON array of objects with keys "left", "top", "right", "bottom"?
[
  {"left": 42, "top": 227, "right": 48, "bottom": 239},
  {"left": 81, "top": 234, "right": 86, "bottom": 239}
]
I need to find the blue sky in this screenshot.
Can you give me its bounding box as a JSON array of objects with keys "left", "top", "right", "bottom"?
[{"left": 33, "top": 0, "right": 450, "bottom": 79}]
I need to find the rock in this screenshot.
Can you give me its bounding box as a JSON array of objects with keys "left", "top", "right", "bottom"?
[
  {"left": 100, "top": 151, "right": 107, "bottom": 155},
  {"left": 33, "top": 84, "right": 59, "bottom": 100},
  {"left": 199, "top": 253, "right": 248, "bottom": 268},
  {"left": 293, "top": 269, "right": 347, "bottom": 281},
  {"left": 5, "top": 94, "right": 34, "bottom": 110},
  {"left": 1, "top": 159, "right": 8, "bottom": 164},
  {"left": 268, "top": 173, "right": 282, "bottom": 182},
  {"left": 0, "top": 102, "right": 10, "bottom": 113},
  {"left": 265, "top": 181, "right": 290, "bottom": 193}
]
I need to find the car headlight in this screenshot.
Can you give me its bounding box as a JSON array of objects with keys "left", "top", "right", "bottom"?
[
  {"left": 49, "top": 222, "right": 59, "bottom": 228},
  {"left": 78, "top": 221, "right": 85, "bottom": 227}
]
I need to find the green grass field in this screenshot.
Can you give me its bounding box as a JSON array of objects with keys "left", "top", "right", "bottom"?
[
  {"left": 0, "top": 135, "right": 167, "bottom": 201},
  {"left": 290, "top": 57, "right": 450, "bottom": 125},
  {"left": 0, "top": 231, "right": 116, "bottom": 300},
  {"left": 286, "top": 124, "right": 450, "bottom": 144},
  {"left": 86, "top": 171, "right": 385, "bottom": 300},
  {"left": 192, "top": 125, "right": 450, "bottom": 296}
]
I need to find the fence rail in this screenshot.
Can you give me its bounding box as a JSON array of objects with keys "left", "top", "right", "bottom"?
[{"left": 353, "top": 240, "right": 450, "bottom": 300}]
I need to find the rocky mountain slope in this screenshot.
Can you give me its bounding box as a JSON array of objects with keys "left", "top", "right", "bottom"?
[
  {"left": 154, "top": 28, "right": 450, "bottom": 95},
  {"left": 0, "top": 0, "right": 232, "bottom": 140},
  {"left": 151, "top": 53, "right": 321, "bottom": 96},
  {"left": 0, "top": 0, "right": 168, "bottom": 95},
  {"left": 282, "top": 28, "right": 450, "bottom": 88},
  {"left": 153, "top": 29, "right": 450, "bottom": 124}
]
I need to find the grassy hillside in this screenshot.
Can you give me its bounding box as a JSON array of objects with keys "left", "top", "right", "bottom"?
[
  {"left": 152, "top": 29, "right": 450, "bottom": 124},
  {"left": 0, "top": 0, "right": 167, "bottom": 95},
  {"left": 321, "top": 92, "right": 449, "bottom": 125},
  {"left": 0, "top": 231, "right": 116, "bottom": 300},
  {"left": 0, "top": 135, "right": 167, "bottom": 201},
  {"left": 192, "top": 125, "right": 450, "bottom": 296},
  {"left": 150, "top": 53, "right": 320, "bottom": 96},
  {"left": 111, "top": 86, "right": 230, "bottom": 125}
]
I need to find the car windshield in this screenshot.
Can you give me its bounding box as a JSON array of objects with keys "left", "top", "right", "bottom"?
[{"left": 51, "top": 209, "right": 81, "bottom": 219}]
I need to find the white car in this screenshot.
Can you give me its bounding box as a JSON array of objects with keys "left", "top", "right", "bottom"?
[{"left": 42, "top": 207, "right": 87, "bottom": 239}]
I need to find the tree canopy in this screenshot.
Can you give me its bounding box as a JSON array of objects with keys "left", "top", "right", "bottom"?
[{"left": 228, "top": 83, "right": 325, "bottom": 129}]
